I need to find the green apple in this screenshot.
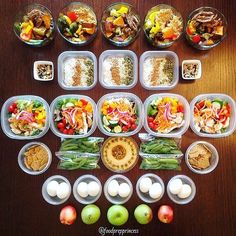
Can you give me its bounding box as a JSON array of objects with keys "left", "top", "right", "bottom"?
[
  {"left": 134, "top": 204, "right": 153, "bottom": 224},
  {"left": 107, "top": 205, "right": 129, "bottom": 226},
  {"left": 81, "top": 204, "right": 101, "bottom": 225}
]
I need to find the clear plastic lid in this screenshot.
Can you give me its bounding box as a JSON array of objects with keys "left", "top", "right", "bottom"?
[
  {"left": 99, "top": 50, "right": 138, "bottom": 89},
  {"left": 50, "top": 94, "right": 97, "bottom": 138},
  {"left": 190, "top": 93, "right": 236, "bottom": 138},
  {"left": 1, "top": 95, "right": 50, "bottom": 140},
  {"left": 97, "top": 92, "right": 143, "bottom": 136},
  {"left": 143, "top": 93, "right": 190, "bottom": 137},
  {"left": 139, "top": 51, "right": 179, "bottom": 90},
  {"left": 58, "top": 51, "right": 97, "bottom": 90}
]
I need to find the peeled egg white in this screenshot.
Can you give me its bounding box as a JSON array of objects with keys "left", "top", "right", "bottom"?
[
  {"left": 77, "top": 182, "right": 88, "bottom": 198},
  {"left": 46, "top": 180, "right": 59, "bottom": 197},
  {"left": 88, "top": 181, "right": 100, "bottom": 197},
  {"left": 177, "top": 184, "right": 192, "bottom": 199},
  {"left": 169, "top": 178, "right": 183, "bottom": 195},
  {"left": 107, "top": 180, "right": 119, "bottom": 197},
  {"left": 149, "top": 182, "right": 163, "bottom": 199},
  {"left": 139, "top": 177, "right": 152, "bottom": 193},
  {"left": 118, "top": 183, "right": 131, "bottom": 198},
  {"left": 56, "top": 182, "right": 70, "bottom": 199}
]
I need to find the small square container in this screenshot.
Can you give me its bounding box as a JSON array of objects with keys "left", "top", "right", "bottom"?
[
  {"left": 140, "top": 51, "right": 179, "bottom": 90},
  {"left": 97, "top": 92, "right": 143, "bottom": 136},
  {"left": 190, "top": 93, "right": 236, "bottom": 138},
  {"left": 1, "top": 95, "right": 50, "bottom": 140},
  {"left": 182, "top": 60, "right": 201, "bottom": 80},
  {"left": 143, "top": 93, "right": 190, "bottom": 138},
  {"left": 99, "top": 50, "right": 138, "bottom": 89},
  {"left": 58, "top": 51, "right": 97, "bottom": 90},
  {"left": 33, "top": 61, "right": 54, "bottom": 81},
  {"left": 50, "top": 94, "right": 97, "bottom": 138}
]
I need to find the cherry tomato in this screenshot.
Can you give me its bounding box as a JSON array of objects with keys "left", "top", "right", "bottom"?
[
  {"left": 122, "top": 126, "right": 129, "bottom": 132},
  {"left": 148, "top": 122, "right": 154, "bottom": 129},
  {"left": 130, "top": 123, "right": 137, "bottom": 130},
  {"left": 62, "top": 118, "right": 67, "bottom": 125},
  {"left": 67, "top": 11, "right": 78, "bottom": 22},
  {"left": 192, "top": 35, "right": 201, "bottom": 43},
  {"left": 226, "top": 104, "right": 231, "bottom": 114},
  {"left": 153, "top": 124, "right": 159, "bottom": 130},
  {"left": 12, "top": 102, "right": 17, "bottom": 108},
  {"left": 13, "top": 108, "right": 18, "bottom": 114},
  {"left": 68, "top": 129, "right": 75, "bottom": 135},
  {"left": 63, "top": 129, "right": 68, "bottom": 134},
  {"left": 8, "top": 105, "right": 15, "bottom": 113},
  {"left": 57, "top": 122, "right": 65, "bottom": 129},
  {"left": 177, "top": 104, "right": 184, "bottom": 113},
  {"left": 80, "top": 99, "right": 88, "bottom": 106},
  {"left": 107, "top": 107, "right": 113, "bottom": 114},
  {"left": 147, "top": 116, "right": 154, "bottom": 122}
]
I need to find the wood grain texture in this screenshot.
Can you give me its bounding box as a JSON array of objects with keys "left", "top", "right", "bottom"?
[{"left": 0, "top": 0, "right": 236, "bottom": 235}]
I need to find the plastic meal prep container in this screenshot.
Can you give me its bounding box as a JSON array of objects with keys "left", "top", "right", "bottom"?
[
  {"left": 143, "top": 93, "right": 190, "bottom": 137},
  {"left": 58, "top": 51, "right": 97, "bottom": 90},
  {"left": 99, "top": 50, "right": 138, "bottom": 89},
  {"left": 50, "top": 94, "right": 97, "bottom": 138},
  {"left": 140, "top": 51, "right": 179, "bottom": 90},
  {"left": 97, "top": 92, "right": 143, "bottom": 136},
  {"left": 1, "top": 95, "right": 50, "bottom": 140},
  {"left": 190, "top": 93, "right": 236, "bottom": 138}
]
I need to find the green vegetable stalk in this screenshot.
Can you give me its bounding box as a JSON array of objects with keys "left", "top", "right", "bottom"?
[{"left": 140, "top": 158, "right": 181, "bottom": 170}]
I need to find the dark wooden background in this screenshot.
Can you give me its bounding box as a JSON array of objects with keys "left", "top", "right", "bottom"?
[{"left": 0, "top": 0, "right": 236, "bottom": 235}]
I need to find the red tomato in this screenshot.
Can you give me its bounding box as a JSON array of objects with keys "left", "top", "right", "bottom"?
[
  {"left": 57, "top": 122, "right": 65, "bottom": 129},
  {"left": 63, "top": 129, "right": 68, "bottom": 134},
  {"left": 8, "top": 105, "right": 15, "bottom": 113},
  {"left": 12, "top": 102, "right": 17, "bottom": 108},
  {"left": 130, "top": 123, "right": 137, "bottom": 130},
  {"left": 177, "top": 104, "right": 184, "bottom": 113},
  {"left": 226, "top": 104, "right": 231, "bottom": 114},
  {"left": 192, "top": 35, "right": 201, "bottom": 43},
  {"left": 122, "top": 126, "right": 129, "bottom": 132},
  {"left": 67, "top": 11, "right": 78, "bottom": 22},
  {"left": 62, "top": 118, "right": 67, "bottom": 125},
  {"left": 148, "top": 122, "right": 154, "bottom": 129},
  {"left": 80, "top": 99, "right": 88, "bottom": 106},
  {"left": 187, "top": 26, "right": 194, "bottom": 35},
  {"left": 147, "top": 116, "right": 154, "bottom": 122},
  {"left": 107, "top": 107, "right": 113, "bottom": 114},
  {"left": 13, "top": 108, "right": 18, "bottom": 114},
  {"left": 153, "top": 124, "right": 159, "bottom": 130},
  {"left": 68, "top": 129, "right": 74, "bottom": 135}
]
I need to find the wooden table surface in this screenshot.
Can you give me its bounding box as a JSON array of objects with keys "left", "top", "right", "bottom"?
[{"left": 0, "top": 0, "right": 236, "bottom": 235}]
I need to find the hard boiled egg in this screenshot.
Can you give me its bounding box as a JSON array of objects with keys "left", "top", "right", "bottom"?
[
  {"left": 107, "top": 179, "right": 119, "bottom": 197},
  {"left": 177, "top": 184, "right": 192, "bottom": 199},
  {"left": 169, "top": 178, "right": 183, "bottom": 195},
  {"left": 46, "top": 180, "right": 59, "bottom": 197},
  {"left": 149, "top": 182, "right": 163, "bottom": 199},
  {"left": 56, "top": 182, "right": 70, "bottom": 199},
  {"left": 118, "top": 183, "right": 131, "bottom": 198},
  {"left": 139, "top": 177, "right": 152, "bottom": 193},
  {"left": 77, "top": 182, "right": 88, "bottom": 198},
  {"left": 87, "top": 181, "right": 100, "bottom": 197}
]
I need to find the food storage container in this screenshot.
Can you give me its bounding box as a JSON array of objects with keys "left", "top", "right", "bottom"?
[
  {"left": 182, "top": 60, "right": 201, "bottom": 80},
  {"left": 167, "top": 175, "right": 196, "bottom": 205},
  {"left": 104, "top": 175, "right": 133, "bottom": 204},
  {"left": 18, "top": 142, "right": 52, "bottom": 175},
  {"left": 1, "top": 95, "right": 50, "bottom": 140},
  {"left": 50, "top": 94, "right": 97, "bottom": 138},
  {"left": 33, "top": 61, "right": 54, "bottom": 81},
  {"left": 144, "top": 93, "right": 190, "bottom": 137},
  {"left": 101, "top": 2, "right": 141, "bottom": 47},
  {"left": 97, "top": 92, "right": 143, "bottom": 136},
  {"left": 185, "top": 7, "right": 227, "bottom": 50},
  {"left": 190, "top": 94, "right": 236, "bottom": 138},
  {"left": 136, "top": 173, "right": 165, "bottom": 203},
  {"left": 99, "top": 50, "right": 138, "bottom": 89},
  {"left": 73, "top": 175, "right": 102, "bottom": 204},
  {"left": 58, "top": 51, "right": 97, "bottom": 90},
  {"left": 42, "top": 175, "right": 71, "bottom": 205},
  {"left": 143, "top": 4, "right": 183, "bottom": 48},
  {"left": 13, "top": 3, "right": 55, "bottom": 47},
  {"left": 140, "top": 51, "right": 179, "bottom": 90},
  {"left": 185, "top": 141, "right": 219, "bottom": 174},
  {"left": 57, "top": 2, "right": 98, "bottom": 46}
]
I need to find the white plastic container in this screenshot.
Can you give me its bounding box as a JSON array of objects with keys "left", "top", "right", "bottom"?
[
  {"left": 73, "top": 175, "right": 102, "bottom": 204},
  {"left": 143, "top": 93, "right": 190, "bottom": 137},
  {"left": 99, "top": 50, "right": 138, "bottom": 89},
  {"left": 1, "top": 95, "right": 50, "bottom": 140},
  {"left": 136, "top": 173, "right": 165, "bottom": 203},
  {"left": 140, "top": 51, "right": 179, "bottom": 90},
  {"left": 182, "top": 59, "right": 202, "bottom": 80},
  {"left": 58, "top": 51, "right": 97, "bottom": 90},
  {"left": 185, "top": 141, "right": 219, "bottom": 174},
  {"left": 50, "top": 94, "right": 97, "bottom": 138},
  {"left": 104, "top": 175, "right": 133, "bottom": 204},
  {"left": 190, "top": 93, "right": 236, "bottom": 138},
  {"left": 33, "top": 60, "right": 54, "bottom": 81},
  {"left": 167, "top": 175, "right": 196, "bottom": 205},
  {"left": 97, "top": 92, "right": 143, "bottom": 136}
]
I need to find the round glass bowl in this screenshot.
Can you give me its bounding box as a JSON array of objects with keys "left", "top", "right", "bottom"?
[
  {"left": 185, "top": 7, "right": 227, "bottom": 50},
  {"left": 18, "top": 142, "right": 52, "bottom": 175},
  {"left": 185, "top": 141, "right": 219, "bottom": 174},
  {"left": 42, "top": 175, "right": 71, "bottom": 205},
  {"left": 73, "top": 175, "right": 102, "bottom": 204},
  {"left": 57, "top": 2, "right": 98, "bottom": 46},
  {"left": 101, "top": 2, "right": 141, "bottom": 46},
  {"left": 167, "top": 175, "right": 196, "bottom": 204},
  {"left": 13, "top": 3, "right": 55, "bottom": 47},
  {"left": 136, "top": 173, "right": 165, "bottom": 203},
  {"left": 104, "top": 175, "right": 133, "bottom": 204},
  {"left": 143, "top": 4, "right": 183, "bottom": 48}
]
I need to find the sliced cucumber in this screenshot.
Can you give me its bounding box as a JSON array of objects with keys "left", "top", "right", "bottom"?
[
  {"left": 109, "top": 120, "right": 119, "bottom": 125},
  {"left": 113, "top": 125, "right": 122, "bottom": 133},
  {"left": 65, "top": 102, "right": 74, "bottom": 108},
  {"left": 212, "top": 101, "right": 222, "bottom": 110},
  {"left": 103, "top": 116, "right": 110, "bottom": 126},
  {"left": 104, "top": 125, "right": 111, "bottom": 132}
]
